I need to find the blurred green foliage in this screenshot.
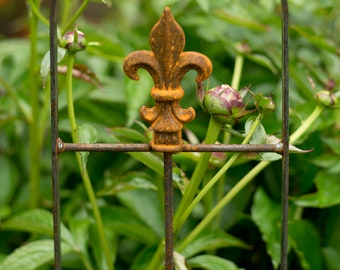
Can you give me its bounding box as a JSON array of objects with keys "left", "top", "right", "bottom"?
[{"left": 0, "top": 0, "right": 339, "bottom": 269}]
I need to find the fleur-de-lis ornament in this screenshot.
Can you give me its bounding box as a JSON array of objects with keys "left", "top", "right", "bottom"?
[{"left": 123, "top": 7, "right": 212, "bottom": 152}]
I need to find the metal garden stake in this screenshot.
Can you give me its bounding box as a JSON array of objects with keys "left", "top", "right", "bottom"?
[{"left": 50, "top": 2, "right": 290, "bottom": 270}]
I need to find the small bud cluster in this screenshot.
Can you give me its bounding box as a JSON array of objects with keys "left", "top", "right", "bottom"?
[
  {"left": 314, "top": 79, "right": 339, "bottom": 108},
  {"left": 59, "top": 29, "right": 87, "bottom": 53}
]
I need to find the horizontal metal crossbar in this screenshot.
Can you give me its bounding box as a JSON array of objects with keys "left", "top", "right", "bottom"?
[{"left": 58, "top": 139, "right": 283, "bottom": 153}]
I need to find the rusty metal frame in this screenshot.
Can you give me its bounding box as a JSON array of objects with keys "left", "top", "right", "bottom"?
[{"left": 50, "top": 1, "right": 290, "bottom": 270}]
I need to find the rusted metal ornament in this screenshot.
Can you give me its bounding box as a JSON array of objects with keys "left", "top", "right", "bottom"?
[{"left": 123, "top": 7, "right": 212, "bottom": 152}]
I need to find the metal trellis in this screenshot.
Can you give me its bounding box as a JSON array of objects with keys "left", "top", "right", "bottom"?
[{"left": 50, "top": 2, "right": 290, "bottom": 270}]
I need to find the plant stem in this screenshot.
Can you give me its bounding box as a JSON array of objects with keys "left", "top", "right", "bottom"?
[
  {"left": 174, "top": 114, "right": 262, "bottom": 233},
  {"left": 173, "top": 116, "right": 222, "bottom": 231},
  {"left": 289, "top": 105, "right": 324, "bottom": 144},
  {"left": 28, "top": 0, "right": 49, "bottom": 26},
  {"left": 148, "top": 54, "right": 245, "bottom": 270},
  {"left": 231, "top": 54, "right": 244, "bottom": 90},
  {"left": 174, "top": 53, "right": 245, "bottom": 231},
  {"left": 177, "top": 160, "right": 270, "bottom": 252},
  {"left": 177, "top": 105, "right": 326, "bottom": 252},
  {"left": 62, "top": 0, "right": 90, "bottom": 33},
  {"left": 0, "top": 75, "right": 32, "bottom": 123},
  {"left": 66, "top": 53, "right": 114, "bottom": 270},
  {"left": 28, "top": 0, "right": 41, "bottom": 209}
]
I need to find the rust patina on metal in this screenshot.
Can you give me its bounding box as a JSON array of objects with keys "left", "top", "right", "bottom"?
[
  {"left": 123, "top": 7, "right": 212, "bottom": 153},
  {"left": 50, "top": 4, "right": 291, "bottom": 270}
]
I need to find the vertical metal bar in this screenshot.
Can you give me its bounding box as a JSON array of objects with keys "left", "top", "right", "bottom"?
[
  {"left": 163, "top": 153, "right": 174, "bottom": 270},
  {"left": 50, "top": 0, "right": 62, "bottom": 269},
  {"left": 280, "top": 1, "right": 289, "bottom": 269}
]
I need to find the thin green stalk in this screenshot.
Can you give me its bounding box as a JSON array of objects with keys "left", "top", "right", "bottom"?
[
  {"left": 0, "top": 75, "right": 32, "bottom": 123},
  {"left": 231, "top": 54, "right": 244, "bottom": 90},
  {"left": 62, "top": 0, "right": 90, "bottom": 33},
  {"left": 177, "top": 160, "right": 270, "bottom": 252},
  {"left": 174, "top": 53, "right": 245, "bottom": 229},
  {"left": 174, "top": 114, "right": 262, "bottom": 233},
  {"left": 148, "top": 53, "right": 245, "bottom": 270},
  {"left": 66, "top": 53, "right": 114, "bottom": 270},
  {"left": 28, "top": 0, "right": 49, "bottom": 26},
  {"left": 28, "top": 0, "right": 41, "bottom": 209},
  {"left": 173, "top": 116, "right": 222, "bottom": 230},
  {"left": 289, "top": 105, "right": 324, "bottom": 144},
  {"left": 177, "top": 105, "right": 326, "bottom": 252}
]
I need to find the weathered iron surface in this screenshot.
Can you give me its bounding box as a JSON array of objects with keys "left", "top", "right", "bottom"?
[{"left": 123, "top": 7, "right": 212, "bottom": 152}]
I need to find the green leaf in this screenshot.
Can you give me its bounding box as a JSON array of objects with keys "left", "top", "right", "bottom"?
[
  {"left": 1, "top": 209, "right": 76, "bottom": 246},
  {"left": 288, "top": 220, "right": 322, "bottom": 270},
  {"left": 0, "top": 240, "right": 73, "bottom": 270},
  {"left": 131, "top": 245, "right": 158, "bottom": 270},
  {"left": 292, "top": 171, "right": 340, "bottom": 208},
  {"left": 117, "top": 189, "right": 164, "bottom": 238},
  {"left": 100, "top": 206, "right": 159, "bottom": 244},
  {"left": 186, "top": 254, "right": 241, "bottom": 270},
  {"left": 195, "top": 0, "right": 210, "bottom": 12},
  {"left": 291, "top": 25, "right": 338, "bottom": 54},
  {"left": 246, "top": 53, "right": 278, "bottom": 74},
  {"left": 40, "top": 48, "right": 67, "bottom": 87},
  {"left": 89, "top": 223, "right": 116, "bottom": 270},
  {"left": 0, "top": 156, "right": 19, "bottom": 210},
  {"left": 180, "top": 230, "right": 250, "bottom": 258},
  {"left": 214, "top": 9, "right": 269, "bottom": 32},
  {"left": 108, "top": 127, "right": 148, "bottom": 143},
  {"left": 77, "top": 124, "right": 97, "bottom": 172},
  {"left": 321, "top": 136, "right": 340, "bottom": 156},
  {"left": 251, "top": 188, "right": 281, "bottom": 269},
  {"left": 322, "top": 247, "right": 340, "bottom": 270},
  {"left": 97, "top": 171, "right": 157, "bottom": 196},
  {"left": 129, "top": 152, "right": 164, "bottom": 175},
  {"left": 125, "top": 69, "right": 153, "bottom": 126},
  {"left": 245, "top": 117, "right": 266, "bottom": 144}
]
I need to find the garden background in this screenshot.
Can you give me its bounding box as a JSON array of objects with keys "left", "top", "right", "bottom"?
[{"left": 0, "top": 0, "right": 339, "bottom": 269}]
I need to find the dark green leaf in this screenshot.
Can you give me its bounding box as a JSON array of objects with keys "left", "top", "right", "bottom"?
[
  {"left": 0, "top": 240, "right": 73, "bottom": 270},
  {"left": 292, "top": 171, "right": 340, "bottom": 208},
  {"left": 100, "top": 206, "right": 159, "bottom": 243},
  {"left": 251, "top": 188, "right": 281, "bottom": 269},
  {"left": 77, "top": 124, "right": 97, "bottom": 172},
  {"left": 180, "top": 230, "right": 250, "bottom": 258},
  {"left": 125, "top": 70, "right": 153, "bottom": 126},
  {"left": 0, "top": 156, "right": 19, "bottom": 210},
  {"left": 1, "top": 209, "right": 76, "bottom": 246},
  {"left": 108, "top": 127, "right": 148, "bottom": 143},
  {"left": 117, "top": 189, "right": 164, "bottom": 238},
  {"left": 40, "top": 48, "right": 67, "bottom": 86},
  {"left": 289, "top": 220, "right": 322, "bottom": 270},
  {"left": 97, "top": 171, "right": 157, "bottom": 196},
  {"left": 322, "top": 247, "right": 340, "bottom": 270}
]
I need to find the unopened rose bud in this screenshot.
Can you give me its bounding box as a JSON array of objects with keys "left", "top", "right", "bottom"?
[
  {"left": 200, "top": 84, "right": 253, "bottom": 125},
  {"left": 59, "top": 29, "right": 87, "bottom": 53},
  {"left": 314, "top": 90, "right": 337, "bottom": 107}
]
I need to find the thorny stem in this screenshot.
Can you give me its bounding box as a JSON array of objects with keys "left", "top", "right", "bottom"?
[
  {"left": 66, "top": 53, "right": 114, "bottom": 270},
  {"left": 176, "top": 105, "right": 327, "bottom": 252}
]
